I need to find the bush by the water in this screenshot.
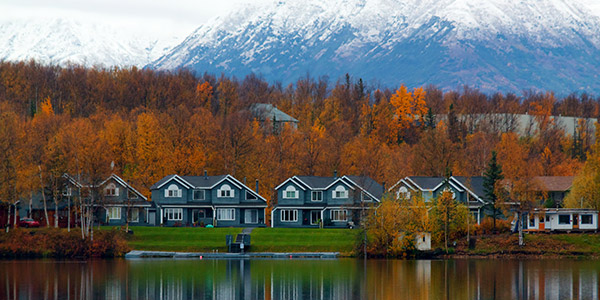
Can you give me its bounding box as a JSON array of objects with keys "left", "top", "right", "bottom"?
[{"left": 0, "top": 228, "right": 130, "bottom": 258}]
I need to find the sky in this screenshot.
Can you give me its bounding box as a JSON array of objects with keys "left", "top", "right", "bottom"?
[{"left": 0, "top": 0, "right": 269, "bottom": 39}]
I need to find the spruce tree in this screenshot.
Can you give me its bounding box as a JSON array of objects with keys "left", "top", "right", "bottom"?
[{"left": 483, "top": 151, "right": 504, "bottom": 230}]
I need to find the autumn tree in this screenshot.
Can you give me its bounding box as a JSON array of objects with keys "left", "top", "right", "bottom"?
[
  {"left": 389, "top": 85, "right": 427, "bottom": 143},
  {"left": 564, "top": 123, "right": 600, "bottom": 210},
  {"left": 430, "top": 189, "right": 469, "bottom": 253},
  {"left": 0, "top": 111, "right": 20, "bottom": 230},
  {"left": 483, "top": 151, "right": 504, "bottom": 230}
]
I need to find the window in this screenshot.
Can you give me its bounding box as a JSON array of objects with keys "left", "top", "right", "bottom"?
[
  {"left": 192, "top": 210, "right": 206, "bottom": 223},
  {"left": 361, "top": 192, "right": 372, "bottom": 202},
  {"left": 310, "top": 211, "right": 320, "bottom": 225},
  {"left": 193, "top": 189, "right": 205, "bottom": 201},
  {"left": 582, "top": 214, "right": 593, "bottom": 225},
  {"left": 245, "top": 209, "right": 258, "bottom": 224},
  {"left": 558, "top": 215, "right": 570, "bottom": 225},
  {"left": 397, "top": 186, "right": 410, "bottom": 199},
  {"left": 218, "top": 184, "right": 234, "bottom": 198},
  {"left": 128, "top": 208, "right": 139, "bottom": 222},
  {"left": 62, "top": 187, "right": 72, "bottom": 197},
  {"left": 529, "top": 217, "right": 535, "bottom": 227},
  {"left": 311, "top": 191, "right": 323, "bottom": 202},
  {"left": 331, "top": 210, "right": 347, "bottom": 222},
  {"left": 165, "top": 184, "right": 182, "bottom": 198},
  {"left": 246, "top": 191, "right": 257, "bottom": 200},
  {"left": 165, "top": 208, "right": 183, "bottom": 221},
  {"left": 280, "top": 209, "right": 298, "bottom": 222},
  {"left": 442, "top": 188, "right": 456, "bottom": 199},
  {"left": 127, "top": 189, "right": 138, "bottom": 199},
  {"left": 217, "top": 208, "right": 235, "bottom": 221},
  {"left": 105, "top": 183, "right": 119, "bottom": 197},
  {"left": 545, "top": 215, "right": 550, "bottom": 222},
  {"left": 539, "top": 215, "right": 545, "bottom": 223},
  {"left": 108, "top": 207, "right": 121, "bottom": 220},
  {"left": 283, "top": 186, "right": 298, "bottom": 199},
  {"left": 332, "top": 186, "right": 348, "bottom": 199}
]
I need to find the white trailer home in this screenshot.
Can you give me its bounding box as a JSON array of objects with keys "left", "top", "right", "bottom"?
[{"left": 524, "top": 209, "right": 598, "bottom": 232}]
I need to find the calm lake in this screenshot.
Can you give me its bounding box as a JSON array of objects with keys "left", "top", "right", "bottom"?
[{"left": 1, "top": 258, "right": 599, "bottom": 299}]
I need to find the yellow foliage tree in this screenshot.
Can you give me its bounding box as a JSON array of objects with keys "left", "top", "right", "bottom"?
[{"left": 389, "top": 85, "right": 427, "bottom": 143}]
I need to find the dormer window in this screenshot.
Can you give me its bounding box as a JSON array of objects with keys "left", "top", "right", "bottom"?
[
  {"left": 165, "top": 184, "right": 182, "bottom": 198},
  {"left": 332, "top": 185, "right": 348, "bottom": 199},
  {"left": 442, "top": 187, "right": 456, "bottom": 199},
  {"left": 105, "top": 183, "right": 119, "bottom": 197},
  {"left": 218, "top": 184, "right": 234, "bottom": 198},
  {"left": 397, "top": 186, "right": 410, "bottom": 200},
  {"left": 283, "top": 185, "right": 298, "bottom": 199}
]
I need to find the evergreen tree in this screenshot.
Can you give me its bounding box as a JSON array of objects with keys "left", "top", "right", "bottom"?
[{"left": 483, "top": 151, "right": 504, "bottom": 230}]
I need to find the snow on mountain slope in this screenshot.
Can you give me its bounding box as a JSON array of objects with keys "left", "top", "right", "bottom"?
[
  {"left": 0, "top": 18, "right": 174, "bottom": 68},
  {"left": 153, "top": 0, "right": 600, "bottom": 93}
]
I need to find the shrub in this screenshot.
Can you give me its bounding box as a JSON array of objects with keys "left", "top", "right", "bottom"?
[{"left": 474, "top": 217, "right": 512, "bottom": 235}]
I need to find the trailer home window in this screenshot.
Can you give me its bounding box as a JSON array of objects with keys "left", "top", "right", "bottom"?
[
  {"left": 558, "top": 215, "right": 570, "bottom": 225},
  {"left": 581, "top": 214, "right": 593, "bottom": 225}
]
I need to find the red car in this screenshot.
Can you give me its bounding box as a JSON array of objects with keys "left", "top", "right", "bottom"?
[{"left": 19, "top": 218, "right": 40, "bottom": 228}]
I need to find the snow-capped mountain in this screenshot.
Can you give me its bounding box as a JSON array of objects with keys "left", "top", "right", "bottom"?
[
  {"left": 152, "top": 0, "right": 600, "bottom": 93},
  {"left": 0, "top": 18, "right": 175, "bottom": 68}
]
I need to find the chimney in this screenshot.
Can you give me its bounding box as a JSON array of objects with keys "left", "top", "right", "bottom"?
[
  {"left": 255, "top": 179, "right": 259, "bottom": 194},
  {"left": 334, "top": 170, "right": 338, "bottom": 179},
  {"left": 204, "top": 170, "right": 207, "bottom": 179},
  {"left": 244, "top": 177, "right": 247, "bottom": 184}
]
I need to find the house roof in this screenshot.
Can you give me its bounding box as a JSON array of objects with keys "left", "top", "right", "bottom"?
[
  {"left": 452, "top": 176, "right": 486, "bottom": 198},
  {"left": 344, "top": 175, "right": 384, "bottom": 200},
  {"left": 406, "top": 177, "right": 445, "bottom": 190},
  {"left": 532, "top": 176, "right": 574, "bottom": 192},
  {"left": 294, "top": 176, "right": 337, "bottom": 189},
  {"left": 251, "top": 103, "right": 299, "bottom": 123},
  {"left": 180, "top": 175, "right": 228, "bottom": 189},
  {"left": 151, "top": 174, "right": 266, "bottom": 202},
  {"left": 100, "top": 174, "right": 148, "bottom": 201}
]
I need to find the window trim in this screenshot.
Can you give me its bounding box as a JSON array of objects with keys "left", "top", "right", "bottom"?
[
  {"left": 330, "top": 209, "right": 348, "bottom": 222},
  {"left": 62, "top": 187, "right": 72, "bottom": 197},
  {"left": 245, "top": 209, "right": 259, "bottom": 224},
  {"left": 165, "top": 184, "right": 182, "bottom": 198},
  {"left": 361, "top": 191, "right": 372, "bottom": 202},
  {"left": 127, "top": 189, "right": 138, "bottom": 200},
  {"left": 217, "top": 184, "right": 234, "bottom": 198},
  {"left": 193, "top": 189, "right": 206, "bottom": 201},
  {"left": 581, "top": 214, "right": 593, "bottom": 225},
  {"left": 105, "top": 183, "right": 119, "bottom": 197},
  {"left": 311, "top": 191, "right": 323, "bottom": 202},
  {"left": 332, "top": 186, "right": 348, "bottom": 199},
  {"left": 283, "top": 186, "right": 298, "bottom": 199},
  {"left": 108, "top": 207, "right": 121, "bottom": 220},
  {"left": 245, "top": 190, "right": 257, "bottom": 200},
  {"left": 280, "top": 209, "right": 298, "bottom": 222},
  {"left": 165, "top": 208, "right": 183, "bottom": 221},
  {"left": 558, "top": 214, "right": 570, "bottom": 225},
  {"left": 216, "top": 208, "right": 235, "bottom": 221}
]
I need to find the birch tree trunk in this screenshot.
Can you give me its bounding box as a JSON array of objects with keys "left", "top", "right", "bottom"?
[
  {"left": 38, "top": 165, "right": 50, "bottom": 227},
  {"left": 6, "top": 205, "right": 10, "bottom": 232}
]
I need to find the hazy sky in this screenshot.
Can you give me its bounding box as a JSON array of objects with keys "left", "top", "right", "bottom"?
[{"left": 0, "top": 0, "right": 264, "bottom": 38}]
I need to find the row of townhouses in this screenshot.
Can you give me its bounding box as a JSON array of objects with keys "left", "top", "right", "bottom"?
[{"left": 15, "top": 172, "right": 580, "bottom": 229}]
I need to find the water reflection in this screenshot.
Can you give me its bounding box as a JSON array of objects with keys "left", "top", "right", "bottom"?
[{"left": 1, "top": 258, "right": 599, "bottom": 299}]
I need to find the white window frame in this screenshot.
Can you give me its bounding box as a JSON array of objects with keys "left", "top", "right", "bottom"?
[
  {"left": 361, "top": 191, "right": 372, "bottom": 202},
  {"left": 581, "top": 214, "right": 593, "bottom": 225},
  {"left": 245, "top": 209, "right": 259, "bottom": 224},
  {"left": 311, "top": 191, "right": 323, "bottom": 202},
  {"left": 193, "top": 189, "right": 206, "bottom": 201},
  {"left": 246, "top": 190, "right": 257, "bottom": 200},
  {"left": 218, "top": 184, "right": 234, "bottom": 198},
  {"left": 62, "top": 187, "right": 72, "bottom": 197},
  {"left": 165, "top": 208, "right": 183, "bottom": 221},
  {"left": 283, "top": 186, "right": 298, "bottom": 199},
  {"left": 397, "top": 186, "right": 410, "bottom": 200},
  {"left": 128, "top": 208, "right": 140, "bottom": 223},
  {"left": 280, "top": 209, "right": 298, "bottom": 222},
  {"left": 105, "top": 183, "right": 119, "bottom": 197},
  {"left": 165, "top": 184, "right": 182, "bottom": 198},
  {"left": 108, "top": 207, "right": 121, "bottom": 220},
  {"left": 442, "top": 187, "right": 456, "bottom": 199},
  {"left": 332, "top": 186, "right": 348, "bottom": 199},
  {"left": 558, "top": 214, "right": 570, "bottom": 225},
  {"left": 127, "top": 189, "right": 138, "bottom": 199},
  {"left": 217, "top": 208, "right": 235, "bottom": 221},
  {"left": 331, "top": 209, "right": 348, "bottom": 222}
]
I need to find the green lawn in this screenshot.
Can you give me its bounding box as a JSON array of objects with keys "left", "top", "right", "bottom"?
[
  {"left": 250, "top": 228, "right": 359, "bottom": 254},
  {"left": 123, "top": 226, "right": 242, "bottom": 252},
  {"left": 114, "top": 227, "right": 359, "bottom": 254}
]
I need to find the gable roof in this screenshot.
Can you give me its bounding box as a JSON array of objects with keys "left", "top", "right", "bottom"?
[
  {"left": 344, "top": 175, "right": 384, "bottom": 201},
  {"left": 450, "top": 176, "right": 485, "bottom": 202},
  {"left": 532, "top": 176, "right": 574, "bottom": 192},
  {"left": 150, "top": 174, "right": 195, "bottom": 190},
  {"left": 406, "top": 177, "right": 445, "bottom": 191},
  {"left": 151, "top": 174, "right": 266, "bottom": 202},
  {"left": 100, "top": 174, "right": 148, "bottom": 201},
  {"left": 180, "top": 175, "right": 228, "bottom": 189},
  {"left": 294, "top": 176, "right": 337, "bottom": 189}
]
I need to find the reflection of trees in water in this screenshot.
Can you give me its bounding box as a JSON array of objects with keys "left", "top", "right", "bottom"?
[{"left": 1, "top": 259, "right": 599, "bottom": 299}]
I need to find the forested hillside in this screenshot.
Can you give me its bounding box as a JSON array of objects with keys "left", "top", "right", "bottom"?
[{"left": 0, "top": 61, "right": 597, "bottom": 205}]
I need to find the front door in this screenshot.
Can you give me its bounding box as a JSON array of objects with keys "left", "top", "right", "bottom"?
[
  {"left": 148, "top": 211, "right": 156, "bottom": 225},
  {"left": 245, "top": 209, "right": 258, "bottom": 224},
  {"left": 539, "top": 215, "right": 545, "bottom": 230},
  {"left": 573, "top": 214, "right": 579, "bottom": 229}
]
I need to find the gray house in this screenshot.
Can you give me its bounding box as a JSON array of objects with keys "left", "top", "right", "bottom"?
[
  {"left": 95, "top": 174, "right": 153, "bottom": 226},
  {"left": 388, "top": 176, "right": 487, "bottom": 224},
  {"left": 272, "top": 175, "right": 383, "bottom": 228},
  {"left": 150, "top": 173, "right": 267, "bottom": 227}
]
